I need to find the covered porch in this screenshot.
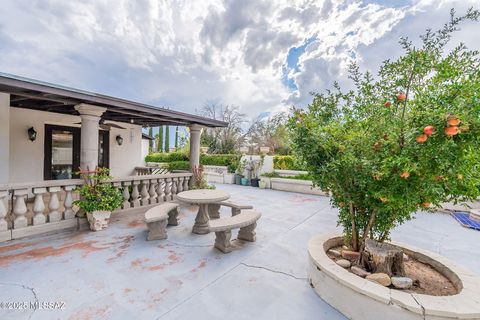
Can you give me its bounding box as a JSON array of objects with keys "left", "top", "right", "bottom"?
[{"left": 0, "top": 73, "right": 227, "bottom": 242}]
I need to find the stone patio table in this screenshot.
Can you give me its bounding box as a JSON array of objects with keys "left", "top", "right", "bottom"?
[{"left": 176, "top": 189, "right": 230, "bottom": 234}]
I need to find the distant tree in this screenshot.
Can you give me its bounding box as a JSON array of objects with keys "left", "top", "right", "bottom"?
[
  {"left": 247, "top": 112, "right": 290, "bottom": 154},
  {"left": 175, "top": 126, "right": 179, "bottom": 149},
  {"left": 199, "top": 103, "right": 248, "bottom": 154},
  {"left": 148, "top": 127, "right": 153, "bottom": 153},
  {"left": 165, "top": 126, "right": 170, "bottom": 152},
  {"left": 158, "top": 126, "right": 164, "bottom": 152}
]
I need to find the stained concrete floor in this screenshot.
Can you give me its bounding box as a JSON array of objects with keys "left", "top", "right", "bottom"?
[{"left": 0, "top": 184, "right": 479, "bottom": 320}]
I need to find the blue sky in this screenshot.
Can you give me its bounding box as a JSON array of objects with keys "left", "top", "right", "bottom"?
[{"left": 0, "top": 0, "right": 478, "bottom": 132}]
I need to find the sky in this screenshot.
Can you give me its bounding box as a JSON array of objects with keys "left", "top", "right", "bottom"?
[{"left": 0, "top": 0, "right": 479, "bottom": 126}]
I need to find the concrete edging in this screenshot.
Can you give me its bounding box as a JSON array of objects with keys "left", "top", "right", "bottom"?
[
  {"left": 270, "top": 178, "right": 327, "bottom": 196},
  {"left": 308, "top": 234, "right": 480, "bottom": 320}
]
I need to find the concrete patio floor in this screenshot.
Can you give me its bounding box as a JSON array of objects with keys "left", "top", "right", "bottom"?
[{"left": 1, "top": 184, "right": 479, "bottom": 320}]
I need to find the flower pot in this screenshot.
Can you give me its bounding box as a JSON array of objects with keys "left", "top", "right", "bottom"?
[
  {"left": 251, "top": 178, "right": 260, "bottom": 187},
  {"left": 240, "top": 178, "right": 248, "bottom": 186},
  {"left": 86, "top": 210, "right": 112, "bottom": 231},
  {"left": 259, "top": 180, "right": 267, "bottom": 189},
  {"left": 235, "top": 174, "right": 243, "bottom": 185}
]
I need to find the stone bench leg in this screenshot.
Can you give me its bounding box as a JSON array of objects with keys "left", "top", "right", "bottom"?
[
  {"left": 146, "top": 219, "right": 168, "bottom": 241},
  {"left": 214, "top": 230, "right": 232, "bottom": 253},
  {"left": 238, "top": 222, "right": 257, "bottom": 242},
  {"left": 167, "top": 208, "right": 180, "bottom": 226},
  {"left": 209, "top": 204, "right": 221, "bottom": 219},
  {"left": 231, "top": 208, "right": 241, "bottom": 216}
]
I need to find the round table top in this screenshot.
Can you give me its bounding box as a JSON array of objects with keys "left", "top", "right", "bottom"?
[{"left": 176, "top": 189, "right": 230, "bottom": 204}]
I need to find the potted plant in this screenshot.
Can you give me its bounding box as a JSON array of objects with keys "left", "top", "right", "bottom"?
[
  {"left": 289, "top": 9, "right": 480, "bottom": 274},
  {"left": 74, "top": 167, "right": 123, "bottom": 231},
  {"left": 250, "top": 155, "right": 265, "bottom": 187},
  {"left": 235, "top": 159, "right": 247, "bottom": 185},
  {"left": 192, "top": 165, "right": 216, "bottom": 189}
]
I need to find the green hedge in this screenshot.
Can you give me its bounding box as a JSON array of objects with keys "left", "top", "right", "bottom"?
[
  {"left": 145, "top": 152, "right": 188, "bottom": 163},
  {"left": 273, "top": 156, "right": 305, "bottom": 170},
  {"left": 145, "top": 153, "right": 242, "bottom": 173},
  {"left": 166, "top": 161, "right": 190, "bottom": 171},
  {"left": 200, "top": 154, "right": 241, "bottom": 173}
]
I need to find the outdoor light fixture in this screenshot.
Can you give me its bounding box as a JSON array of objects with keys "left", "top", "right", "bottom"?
[
  {"left": 116, "top": 135, "right": 124, "bottom": 146},
  {"left": 27, "top": 127, "right": 37, "bottom": 142}
]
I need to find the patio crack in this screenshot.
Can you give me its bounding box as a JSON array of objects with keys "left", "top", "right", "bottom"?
[
  {"left": 410, "top": 293, "right": 426, "bottom": 320},
  {"left": 0, "top": 282, "right": 38, "bottom": 320},
  {"left": 240, "top": 262, "right": 308, "bottom": 281}
]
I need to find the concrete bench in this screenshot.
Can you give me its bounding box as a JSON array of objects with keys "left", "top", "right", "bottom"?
[
  {"left": 208, "top": 210, "right": 261, "bottom": 253},
  {"left": 209, "top": 201, "right": 254, "bottom": 219},
  {"left": 144, "top": 202, "right": 180, "bottom": 241}
]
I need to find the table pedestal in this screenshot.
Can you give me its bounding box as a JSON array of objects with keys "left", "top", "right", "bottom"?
[{"left": 192, "top": 204, "right": 210, "bottom": 234}]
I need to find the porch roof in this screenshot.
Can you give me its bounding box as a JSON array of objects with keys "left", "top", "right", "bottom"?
[{"left": 0, "top": 72, "right": 227, "bottom": 128}]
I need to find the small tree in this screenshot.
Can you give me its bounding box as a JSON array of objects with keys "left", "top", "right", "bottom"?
[
  {"left": 157, "top": 126, "right": 164, "bottom": 152},
  {"left": 289, "top": 8, "right": 480, "bottom": 258},
  {"left": 248, "top": 112, "right": 290, "bottom": 154},
  {"left": 199, "top": 103, "right": 248, "bottom": 154}
]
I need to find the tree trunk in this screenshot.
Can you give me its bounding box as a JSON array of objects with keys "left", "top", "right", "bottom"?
[{"left": 360, "top": 238, "right": 405, "bottom": 277}]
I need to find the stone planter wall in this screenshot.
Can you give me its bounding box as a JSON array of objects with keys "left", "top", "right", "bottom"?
[
  {"left": 270, "top": 178, "right": 326, "bottom": 196},
  {"left": 308, "top": 234, "right": 480, "bottom": 320}
]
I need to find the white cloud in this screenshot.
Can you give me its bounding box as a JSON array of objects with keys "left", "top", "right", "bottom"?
[{"left": 0, "top": 0, "right": 478, "bottom": 120}]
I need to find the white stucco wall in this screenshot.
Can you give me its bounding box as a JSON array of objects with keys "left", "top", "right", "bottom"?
[
  {"left": 141, "top": 139, "right": 149, "bottom": 163},
  {"left": 0, "top": 93, "right": 10, "bottom": 184},
  {"left": 8, "top": 107, "right": 143, "bottom": 183}
]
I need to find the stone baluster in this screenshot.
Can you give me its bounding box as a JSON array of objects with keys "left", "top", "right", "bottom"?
[
  {"left": 171, "top": 178, "right": 178, "bottom": 198},
  {"left": 177, "top": 177, "right": 184, "bottom": 193},
  {"left": 32, "top": 187, "right": 47, "bottom": 225},
  {"left": 183, "top": 176, "right": 189, "bottom": 191},
  {"left": 0, "top": 191, "right": 9, "bottom": 232},
  {"left": 164, "top": 178, "right": 172, "bottom": 201},
  {"left": 13, "top": 188, "right": 29, "bottom": 228},
  {"left": 63, "top": 185, "right": 76, "bottom": 219},
  {"left": 122, "top": 181, "right": 132, "bottom": 209},
  {"left": 140, "top": 180, "right": 150, "bottom": 206},
  {"left": 157, "top": 179, "right": 166, "bottom": 202},
  {"left": 149, "top": 179, "right": 158, "bottom": 204},
  {"left": 48, "top": 186, "right": 62, "bottom": 222},
  {"left": 130, "top": 181, "right": 141, "bottom": 207}
]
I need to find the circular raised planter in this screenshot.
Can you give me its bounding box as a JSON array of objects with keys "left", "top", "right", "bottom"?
[{"left": 308, "top": 234, "right": 480, "bottom": 320}]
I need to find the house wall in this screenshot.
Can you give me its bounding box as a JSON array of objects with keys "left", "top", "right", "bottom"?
[
  {"left": 0, "top": 93, "right": 10, "bottom": 184},
  {"left": 8, "top": 107, "right": 143, "bottom": 183}
]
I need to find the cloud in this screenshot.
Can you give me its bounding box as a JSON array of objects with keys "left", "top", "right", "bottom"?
[{"left": 0, "top": 0, "right": 478, "bottom": 121}]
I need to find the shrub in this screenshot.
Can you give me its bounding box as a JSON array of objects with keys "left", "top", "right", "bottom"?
[
  {"left": 145, "top": 152, "right": 188, "bottom": 163},
  {"left": 200, "top": 154, "right": 242, "bottom": 173},
  {"left": 167, "top": 161, "right": 190, "bottom": 171},
  {"left": 74, "top": 168, "right": 123, "bottom": 213},
  {"left": 288, "top": 9, "right": 480, "bottom": 251},
  {"left": 273, "top": 156, "right": 305, "bottom": 170}
]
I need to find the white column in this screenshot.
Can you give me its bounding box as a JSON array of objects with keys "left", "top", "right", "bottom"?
[
  {"left": 75, "top": 104, "right": 107, "bottom": 171},
  {"left": 189, "top": 124, "right": 202, "bottom": 172},
  {"left": 0, "top": 93, "right": 10, "bottom": 183}
]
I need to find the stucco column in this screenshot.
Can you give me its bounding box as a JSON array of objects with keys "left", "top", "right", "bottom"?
[
  {"left": 75, "top": 104, "right": 107, "bottom": 171},
  {"left": 189, "top": 124, "right": 202, "bottom": 172},
  {"left": 0, "top": 93, "right": 10, "bottom": 184}
]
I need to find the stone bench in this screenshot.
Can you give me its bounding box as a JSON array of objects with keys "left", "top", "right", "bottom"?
[
  {"left": 144, "top": 202, "right": 180, "bottom": 241},
  {"left": 208, "top": 210, "right": 261, "bottom": 253},
  {"left": 209, "top": 201, "right": 254, "bottom": 219}
]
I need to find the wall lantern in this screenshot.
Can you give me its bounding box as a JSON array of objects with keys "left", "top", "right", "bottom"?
[
  {"left": 116, "top": 135, "right": 124, "bottom": 146},
  {"left": 27, "top": 127, "right": 37, "bottom": 142}
]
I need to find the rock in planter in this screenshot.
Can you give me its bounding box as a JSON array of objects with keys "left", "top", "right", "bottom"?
[
  {"left": 336, "top": 259, "right": 351, "bottom": 268},
  {"left": 342, "top": 250, "right": 360, "bottom": 261},
  {"left": 391, "top": 277, "right": 413, "bottom": 289},
  {"left": 351, "top": 266, "right": 371, "bottom": 278},
  {"left": 328, "top": 249, "right": 342, "bottom": 257},
  {"left": 366, "top": 273, "right": 391, "bottom": 287}
]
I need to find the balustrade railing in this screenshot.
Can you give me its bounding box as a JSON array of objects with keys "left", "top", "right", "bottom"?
[{"left": 0, "top": 172, "right": 192, "bottom": 241}]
